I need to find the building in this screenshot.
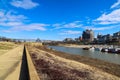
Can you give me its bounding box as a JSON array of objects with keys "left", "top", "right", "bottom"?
[
  {"left": 97, "top": 33, "right": 113, "bottom": 44},
  {"left": 96, "top": 31, "right": 120, "bottom": 44},
  {"left": 63, "top": 38, "right": 73, "bottom": 42},
  {"left": 75, "top": 36, "right": 82, "bottom": 42},
  {"left": 113, "top": 31, "right": 120, "bottom": 39},
  {"left": 97, "top": 33, "right": 104, "bottom": 43},
  {"left": 82, "top": 29, "right": 94, "bottom": 42},
  {"left": 112, "top": 31, "right": 120, "bottom": 43}
]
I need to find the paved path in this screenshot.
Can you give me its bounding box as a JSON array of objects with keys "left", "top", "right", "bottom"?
[{"left": 0, "top": 45, "right": 24, "bottom": 80}]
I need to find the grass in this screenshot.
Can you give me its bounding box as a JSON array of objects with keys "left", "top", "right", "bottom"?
[
  {"left": 0, "top": 42, "right": 18, "bottom": 56},
  {"left": 27, "top": 44, "right": 120, "bottom": 80},
  {"left": 0, "top": 42, "right": 17, "bottom": 49},
  {"left": 33, "top": 45, "right": 120, "bottom": 78}
]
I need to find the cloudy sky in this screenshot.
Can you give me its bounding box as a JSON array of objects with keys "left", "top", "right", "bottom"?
[{"left": 0, "top": 0, "right": 120, "bottom": 40}]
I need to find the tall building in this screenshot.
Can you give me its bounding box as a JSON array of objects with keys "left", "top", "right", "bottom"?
[
  {"left": 112, "top": 31, "right": 120, "bottom": 43},
  {"left": 82, "top": 29, "right": 94, "bottom": 42},
  {"left": 113, "top": 31, "right": 120, "bottom": 39}
]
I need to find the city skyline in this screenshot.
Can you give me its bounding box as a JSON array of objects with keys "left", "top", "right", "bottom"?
[{"left": 0, "top": 0, "right": 120, "bottom": 40}]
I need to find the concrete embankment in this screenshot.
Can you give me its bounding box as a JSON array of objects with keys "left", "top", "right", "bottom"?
[
  {"left": 17, "top": 45, "right": 40, "bottom": 80},
  {"left": 0, "top": 44, "right": 40, "bottom": 80},
  {"left": 25, "top": 46, "right": 40, "bottom": 80}
]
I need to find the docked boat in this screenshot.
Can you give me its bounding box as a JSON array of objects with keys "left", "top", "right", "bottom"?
[
  {"left": 82, "top": 47, "right": 95, "bottom": 51},
  {"left": 82, "top": 47, "right": 89, "bottom": 50},
  {"left": 108, "top": 48, "right": 118, "bottom": 53},
  {"left": 89, "top": 47, "right": 95, "bottom": 51},
  {"left": 101, "top": 48, "right": 108, "bottom": 52},
  {"left": 116, "top": 48, "right": 120, "bottom": 54},
  {"left": 117, "top": 50, "right": 120, "bottom": 54}
]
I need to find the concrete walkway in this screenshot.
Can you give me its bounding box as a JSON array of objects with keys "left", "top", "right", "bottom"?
[{"left": 0, "top": 45, "right": 24, "bottom": 80}]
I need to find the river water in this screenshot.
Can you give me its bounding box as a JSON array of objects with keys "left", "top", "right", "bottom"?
[{"left": 48, "top": 46, "right": 120, "bottom": 65}]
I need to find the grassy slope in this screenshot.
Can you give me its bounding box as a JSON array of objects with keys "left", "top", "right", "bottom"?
[
  {"left": 27, "top": 45, "right": 119, "bottom": 80},
  {"left": 0, "top": 42, "right": 18, "bottom": 56},
  {"left": 34, "top": 45, "right": 120, "bottom": 77}
]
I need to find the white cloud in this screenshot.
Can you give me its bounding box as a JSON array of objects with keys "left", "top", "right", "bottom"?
[
  {"left": 0, "top": 10, "right": 49, "bottom": 32},
  {"left": 7, "top": 23, "right": 48, "bottom": 31},
  {"left": 0, "top": 22, "right": 23, "bottom": 26},
  {"left": 60, "top": 30, "right": 81, "bottom": 35},
  {"left": 52, "top": 21, "right": 82, "bottom": 30},
  {"left": 0, "top": 10, "right": 26, "bottom": 22},
  {"left": 111, "top": 0, "right": 120, "bottom": 9},
  {"left": 0, "top": 10, "right": 26, "bottom": 26},
  {"left": 84, "top": 26, "right": 117, "bottom": 31},
  {"left": 10, "top": 0, "right": 39, "bottom": 9},
  {"left": 2, "top": 23, "right": 48, "bottom": 32},
  {"left": 94, "top": 0, "right": 120, "bottom": 25},
  {"left": 0, "top": 11, "right": 4, "bottom": 17},
  {"left": 95, "top": 9, "right": 120, "bottom": 25}
]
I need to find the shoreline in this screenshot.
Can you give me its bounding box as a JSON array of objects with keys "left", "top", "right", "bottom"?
[
  {"left": 59, "top": 44, "right": 91, "bottom": 48},
  {"left": 27, "top": 45, "right": 120, "bottom": 79},
  {"left": 33, "top": 45, "right": 120, "bottom": 77},
  {"left": 58, "top": 44, "right": 120, "bottom": 48}
]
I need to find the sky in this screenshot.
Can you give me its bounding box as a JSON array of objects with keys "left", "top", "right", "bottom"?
[{"left": 0, "top": 0, "right": 120, "bottom": 40}]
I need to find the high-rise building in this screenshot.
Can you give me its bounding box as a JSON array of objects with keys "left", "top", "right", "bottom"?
[
  {"left": 113, "top": 31, "right": 120, "bottom": 39},
  {"left": 82, "top": 29, "right": 94, "bottom": 42}
]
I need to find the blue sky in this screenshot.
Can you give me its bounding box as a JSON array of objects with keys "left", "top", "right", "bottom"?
[{"left": 0, "top": 0, "right": 120, "bottom": 40}]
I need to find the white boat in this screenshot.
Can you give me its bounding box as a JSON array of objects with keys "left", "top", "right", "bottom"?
[
  {"left": 89, "top": 47, "right": 95, "bottom": 51},
  {"left": 108, "top": 48, "right": 120, "bottom": 53},
  {"left": 101, "top": 48, "right": 108, "bottom": 52}
]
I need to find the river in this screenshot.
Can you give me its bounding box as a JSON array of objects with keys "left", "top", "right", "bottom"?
[{"left": 48, "top": 46, "right": 120, "bottom": 65}]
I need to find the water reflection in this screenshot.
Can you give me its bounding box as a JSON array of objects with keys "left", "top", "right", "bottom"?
[{"left": 49, "top": 46, "right": 120, "bottom": 64}]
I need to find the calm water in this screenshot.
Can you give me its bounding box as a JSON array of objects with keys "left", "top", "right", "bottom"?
[{"left": 49, "top": 46, "right": 120, "bottom": 65}]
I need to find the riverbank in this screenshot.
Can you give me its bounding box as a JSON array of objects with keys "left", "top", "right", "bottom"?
[
  {"left": 58, "top": 44, "right": 120, "bottom": 48},
  {"left": 59, "top": 44, "right": 91, "bottom": 48},
  {"left": 27, "top": 45, "right": 120, "bottom": 79}
]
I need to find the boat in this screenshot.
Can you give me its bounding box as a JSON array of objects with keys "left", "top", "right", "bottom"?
[
  {"left": 82, "top": 47, "right": 89, "bottom": 50},
  {"left": 116, "top": 48, "right": 120, "bottom": 54},
  {"left": 108, "top": 48, "right": 118, "bottom": 53},
  {"left": 117, "top": 50, "right": 120, "bottom": 54},
  {"left": 101, "top": 48, "right": 108, "bottom": 52},
  {"left": 89, "top": 47, "right": 95, "bottom": 51}
]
